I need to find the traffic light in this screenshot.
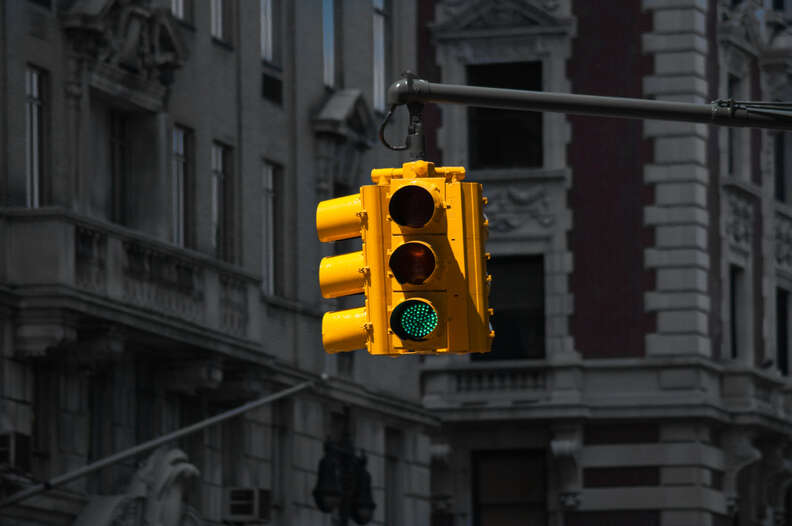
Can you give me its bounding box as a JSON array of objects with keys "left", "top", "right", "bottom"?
[{"left": 316, "top": 160, "right": 493, "bottom": 355}]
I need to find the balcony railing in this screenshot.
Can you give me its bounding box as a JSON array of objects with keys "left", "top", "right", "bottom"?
[{"left": 2, "top": 208, "right": 259, "bottom": 345}]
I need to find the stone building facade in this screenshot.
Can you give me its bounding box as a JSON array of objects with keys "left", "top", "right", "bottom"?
[
  {"left": 0, "top": 1, "right": 434, "bottom": 525},
  {"left": 419, "top": 0, "right": 792, "bottom": 525}
]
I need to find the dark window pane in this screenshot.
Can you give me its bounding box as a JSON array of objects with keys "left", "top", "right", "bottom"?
[
  {"left": 778, "top": 288, "right": 789, "bottom": 376},
  {"left": 583, "top": 466, "right": 660, "bottom": 487},
  {"left": 262, "top": 72, "right": 283, "bottom": 104},
  {"left": 473, "top": 450, "right": 546, "bottom": 526},
  {"left": 567, "top": 511, "right": 660, "bottom": 526},
  {"left": 467, "top": 62, "right": 542, "bottom": 169},
  {"left": 584, "top": 423, "right": 660, "bottom": 445},
  {"left": 474, "top": 255, "right": 544, "bottom": 360}
]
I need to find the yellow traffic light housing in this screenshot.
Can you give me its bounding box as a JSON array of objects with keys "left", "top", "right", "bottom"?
[{"left": 316, "top": 160, "right": 494, "bottom": 356}]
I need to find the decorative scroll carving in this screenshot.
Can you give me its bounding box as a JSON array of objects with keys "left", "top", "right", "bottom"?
[
  {"left": 122, "top": 241, "right": 204, "bottom": 323},
  {"left": 73, "top": 448, "right": 201, "bottom": 526},
  {"left": 725, "top": 191, "right": 753, "bottom": 253},
  {"left": 219, "top": 273, "right": 248, "bottom": 337},
  {"left": 759, "top": 442, "right": 792, "bottom": 524},
  {"left": 76, "top": 226, "right": 108, "bottom": 294},
  {"left": 551, "top": 425, "right": 582, "bottom": 509},
  {"left": 486, "top": 185, "right": 555, "bottom": 233},
  {"left": 776, "top": 212, "right": 792, "bottom": 274}
]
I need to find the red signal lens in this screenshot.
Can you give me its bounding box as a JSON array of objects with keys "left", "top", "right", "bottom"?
[
  {"left": 389, "top": 185, "right": 435, "bottom": 228},
  {"left": 389, "top": 242, "right": 436, "bottom": 285}
]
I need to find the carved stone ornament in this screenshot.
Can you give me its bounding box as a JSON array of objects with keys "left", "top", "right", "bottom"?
[
  {"left": 550, "top": 425, "right": 582, "bottom": 509},
  {"left": 73, "top": 447, "right": 201, "bottom": 526},
  {"left": 61, "top": 0, "right": 186, "bottom": 93},
  {"left": 722, "top": 429, "right": 762, "bottom": 517},
  {"left": 718, "top": 0, "right": 767, "bottom": 56},
  {"left": 776, "top": 212, "right": 792, "bottom": 274},
  {"left": 725, "top": 191, "right": 754, "bottom": 253},
  {"left": 434, "top": 0, "right": 571, "bottom": 39},
  {"left": 486, "top": 185, "right": 555, "bottom": 233},
  {"left": 312, "top": 90, "right": 374, "bottom": 200}
]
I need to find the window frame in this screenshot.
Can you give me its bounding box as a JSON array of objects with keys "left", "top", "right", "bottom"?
[
  {"left": 211, "top": 0, "right": 234, "bottom": 44},
  {"left": 211, "top": 142, "right": 234, "bottom": 261},
  {"left": 172, "top": 125, "right": 194, "bottom": 247},
  {"left": 262, "top": 160, "right": 283, "bottom": 296},
  {"left": 372, "top": 0, "right": 389, "bottom": 112},
  {"left": 25, "top": 65, "right": 47, "bottom": 209},
  {"left": 472, "top": 254, "right": 546, "bottom": 361},
  {"left": 466, "top": 61, "right": 544, "bottom": 170},
  {"left": 109, "top": 109, "right": 127, "bottom": 225}
]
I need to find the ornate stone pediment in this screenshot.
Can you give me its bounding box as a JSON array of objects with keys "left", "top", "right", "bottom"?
[
  {"left": 433, "top": 0, "right": 572, "bottom": 40},
  {"left": 718, "top": 0, "right": 767, "bottom": 56},
  {"left": 313, "top": 90, "right": 375, "bottom": 199},
  {"left": 62, "top": 0, "right": 187, "bottom": 110}
]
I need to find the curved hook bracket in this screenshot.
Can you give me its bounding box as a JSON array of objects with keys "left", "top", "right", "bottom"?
[{"left": 379, "top": 105, "right": 408, "bottom": 151}]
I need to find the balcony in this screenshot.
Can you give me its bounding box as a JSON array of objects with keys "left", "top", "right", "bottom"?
[
  {"left": 422, "top": 355, "right": 792, "bottom": 427},
  {"left": 0, "top": 208, "right": 262, "bottom": 358}
]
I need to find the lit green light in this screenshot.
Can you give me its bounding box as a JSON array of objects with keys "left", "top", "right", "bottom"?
[{"left": 391, "top": 300, "right": 438, "bottom": 341}]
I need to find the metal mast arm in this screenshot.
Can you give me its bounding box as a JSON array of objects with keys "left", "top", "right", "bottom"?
[{"left": 385, "top": 74, "right": 792, "bottom": 132}]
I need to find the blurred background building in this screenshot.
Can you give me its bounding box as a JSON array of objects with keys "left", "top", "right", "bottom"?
[
  {"left": 419, "top": 0, "right": 792, "bottom": 526},
  {"left": 4, "top": 0, "right": 792, "bottom": 526},
  {"left": 0, "top": 0, "right": 433, "bottom": 525}
]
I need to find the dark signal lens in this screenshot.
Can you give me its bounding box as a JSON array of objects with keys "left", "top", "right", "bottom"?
[
  {"left": 389, "top": 185, "right": 435, "bottom": 227},
  {"left": 389, "top": 242, "right": 436, "bottom": 284},
  {"left": 391, "top": 299, "right": 439, "bottom": 341}
]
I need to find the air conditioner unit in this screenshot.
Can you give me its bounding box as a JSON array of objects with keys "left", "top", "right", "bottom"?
[
  {"left": 0, "top": 432, "right": 32, "bottom": 473},
  {"left": 222, "top": 487, "right": 271, "bottom": 523}
]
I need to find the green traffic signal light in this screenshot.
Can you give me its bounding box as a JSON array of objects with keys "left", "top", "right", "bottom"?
[{"left": 390, "top": 299, "right": 439, "bottom": 341}]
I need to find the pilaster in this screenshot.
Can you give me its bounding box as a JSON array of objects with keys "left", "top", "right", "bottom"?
[{"left": 642, "top": 0, "right": 712, "bottom": 357}]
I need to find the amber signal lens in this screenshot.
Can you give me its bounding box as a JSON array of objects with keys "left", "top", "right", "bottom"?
[{"left": 389, "top": 242, "right": 436, "bottom": 285}]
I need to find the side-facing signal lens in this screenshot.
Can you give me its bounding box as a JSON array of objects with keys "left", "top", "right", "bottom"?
[
  {"left": 389, "top": 242, "right": 436, "bottom": 285},
  {"left": 389, "top": 185, "right": 435, "bottom": 227}
]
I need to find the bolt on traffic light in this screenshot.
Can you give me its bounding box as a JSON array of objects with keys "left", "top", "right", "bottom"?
[{"left": 316, "top": 160, "right": 494, "bottom": 355}]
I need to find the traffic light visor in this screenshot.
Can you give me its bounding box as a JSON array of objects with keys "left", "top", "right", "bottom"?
[
  {"left": 389, "top": 242, "right": 436, "bottom": 285},
  {"left": 389, "top": 185, "right": 435, "bottom": 227},
  {"left": 390, "top": 299, "right": 439, "bottom": 341}
]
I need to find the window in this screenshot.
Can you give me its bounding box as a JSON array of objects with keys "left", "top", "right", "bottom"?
[
  {"left": 372, "top": 0, "right": 388, "bottom": 111},
  {"left": 172, "top": 126, "right": 193, "bottom": 247},
  {"left": 730, "top": 265, "right": 746, "bottom": 360},
  {"left": 211, "top": 143, "right": 233, "bottom": 261},
  {"left": 778, "top": 288, "right": 789, "bottom": 376},
  {"left": 776, "top": 133, "right": 787, "bottom": 202},
  {"left": 322, "top": 0, "right": 337, "bottom": 88},
  {"left": 472, "top": 450, "right": 546, "bottom": 526},
  {"left": 775, "top": 0, "right": 786, "bottom": 10},
  {"left": 262, "top": 161, "right": 283, "bottom": 295},
  {"left": 467, "top": 62, "right": 542, "bottom": 169},
  {"left": 109, "top": 110, "right": 127, "bottom": 225},
  {"left": 171, "top": 0, "right": 193, "bottom": 22},
  {"left": 211, "top": 0, "right": 232, "bottom": 42},
  {"left": 25, "top": 66, "right": 46, "bottom": 208},
  {"left": 260, "top": 0, "right": 275, "bottom": 62},
  {"left": 473, "top": 255, "right": 545, "bottom": 360}
]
